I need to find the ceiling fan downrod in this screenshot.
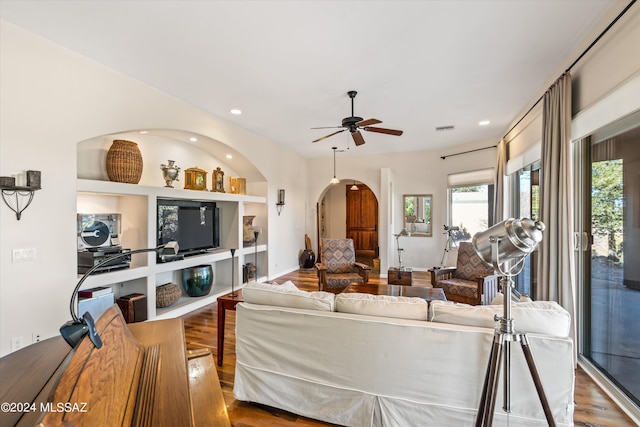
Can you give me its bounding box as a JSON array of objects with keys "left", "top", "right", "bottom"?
[{"left": 348, "top": 90, "right": 357, "bottom": 117}]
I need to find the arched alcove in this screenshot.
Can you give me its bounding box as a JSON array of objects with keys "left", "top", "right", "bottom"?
[
  {"left": 74, "top": 128, "right": 269, "bottom": 321},
  {"left": 316, "top": 178, "right": 379, "bottom": 270},
  {"left": 77, "top": 129, "right": 267, "bottom": 191}
]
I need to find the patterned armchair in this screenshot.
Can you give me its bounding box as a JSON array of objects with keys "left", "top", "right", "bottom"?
[
  {"left": 430, "top": 241, "right": 496, "bottom": 305},
  {"left": 315, "top": 238, "right": 371, "bottom": 291}
]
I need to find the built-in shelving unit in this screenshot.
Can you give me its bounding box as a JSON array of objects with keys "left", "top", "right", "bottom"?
[{"left": 77, "top": 178, "right": 267, "bottom": 320}]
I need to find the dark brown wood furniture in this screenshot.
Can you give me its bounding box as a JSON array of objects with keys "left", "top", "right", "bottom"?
[
  {"left": 387, "top": 267, "right": 412, "bottom": 285},
  {"left": 346, "top": 183, "right": 378, "bottom": 256},
  {"left": 217, "top": 289, "right": 244, "bottom": 366},
  {"left": 0, "top": 305, "right": 229, "bottom": 427},
  {"left": 342, "top": 283, "right": 446, "bottom": 302}
]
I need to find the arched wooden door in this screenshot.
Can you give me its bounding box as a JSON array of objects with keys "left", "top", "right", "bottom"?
[{"left": 346, "top": 184, "right": 378, "bottom": 258}]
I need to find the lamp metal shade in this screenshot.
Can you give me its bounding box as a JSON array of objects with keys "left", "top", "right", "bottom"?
[{"left": 472, "top": 218, "right": 544, "bottom": 266}]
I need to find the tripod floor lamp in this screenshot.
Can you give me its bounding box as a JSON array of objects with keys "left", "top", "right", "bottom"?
[{"left": 471, "top": 218, "right": 554, "bottom": 427}]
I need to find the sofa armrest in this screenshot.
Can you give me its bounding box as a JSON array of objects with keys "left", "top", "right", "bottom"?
[
  {"left": 430, "top": 267, "right": 456, "bottom": 284},
  {"left": 315, "top": 263, "right": 327, "bottom": 291},
  {"left": 353, "top": 262, "right": 371, "bottom": 283},
  {"left": 354, "top": 262, "right": 371, "bottom": 271}
]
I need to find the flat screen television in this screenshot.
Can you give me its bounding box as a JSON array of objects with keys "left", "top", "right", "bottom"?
[{"left": 157, "top": 198, "right": 220, "bottom": 260}]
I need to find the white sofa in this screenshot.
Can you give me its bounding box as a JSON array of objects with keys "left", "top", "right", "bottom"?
[{"left": 233, "top": 282, "right": 575, "bottom": 427}]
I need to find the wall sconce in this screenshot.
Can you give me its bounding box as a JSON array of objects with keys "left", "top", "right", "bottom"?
[
  {"left": 276, "top": 189, "right": 285, "bottom": 216},
  {"left": 0, "top": 170, "right": 42, "bottom": 220}
]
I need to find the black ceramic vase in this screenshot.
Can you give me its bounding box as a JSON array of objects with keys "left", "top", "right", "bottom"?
[
  {"left": 182, "top": 264, "right": 214, "bottom": 297},
  {"left": 299, "top": 249, "right": 316, "bottom": 269}
]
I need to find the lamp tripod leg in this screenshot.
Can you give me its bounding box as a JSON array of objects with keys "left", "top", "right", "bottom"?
[
  {"left": 476, "top": 334, "right": 504, "bottom": 427},
  {"left": 520, "top": 334, "right": 556, "bottom": 426},
  {"left": 476, "top": 332, "right": 557, "bottom": 427}
]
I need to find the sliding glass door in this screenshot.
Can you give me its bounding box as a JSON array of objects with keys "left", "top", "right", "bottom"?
[{"left": 576, "top": 119, "right": 640, "bottom": 407}]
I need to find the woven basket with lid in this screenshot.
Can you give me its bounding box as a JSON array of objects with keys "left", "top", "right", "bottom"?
[
  {"left": 156, "top": 283, "right": 182, "bottom": 308},
  {"left": 106, "top": 139, "right": 143, "bottom": 184}
]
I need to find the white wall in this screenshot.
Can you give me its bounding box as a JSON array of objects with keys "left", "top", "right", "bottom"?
[
  {"left": 306, "top": 138, "right": 497, "bottom": 274},
  {"left": 0, "top": 21, "right": 307, "bottom": 356}
]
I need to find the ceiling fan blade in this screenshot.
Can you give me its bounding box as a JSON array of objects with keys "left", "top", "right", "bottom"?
[
  {"left": 352, "top": 131, "right": 366, "bottom": 146},
  {"left": 311, "top": 126, "right": 343, "bottom": 129},
  {"left": 356, "top": 118, "right": 382, "bottom": 127},
  {"left": 363, "top": 126, "right": 403, "bottom": 136},
  {"left": 312, "top": 129, "right": 346, "bottom": 143}
]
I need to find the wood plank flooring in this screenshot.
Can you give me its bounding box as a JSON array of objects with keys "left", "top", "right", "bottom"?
[{"left": 182, "top": 269, "right": 636, "bottom": 426}]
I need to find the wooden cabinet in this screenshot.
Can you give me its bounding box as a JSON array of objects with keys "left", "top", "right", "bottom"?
[{"left": 387, "top": 267, "right": 412, "bottom": 285}]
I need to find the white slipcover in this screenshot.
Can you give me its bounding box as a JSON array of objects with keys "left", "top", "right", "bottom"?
[{"left": 234, "top": 303, "right": 575, "bottom": 426}]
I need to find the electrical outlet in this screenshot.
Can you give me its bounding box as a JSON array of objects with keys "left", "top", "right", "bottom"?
[
  {"left": 12, "top": 248, "right": 37, "bottom": 262},
  {"left": 11, "top": 336, "right": 24, "bottom": 351},
  {"left": 32, "top": 332, "right": 41, "bottom": 343}
]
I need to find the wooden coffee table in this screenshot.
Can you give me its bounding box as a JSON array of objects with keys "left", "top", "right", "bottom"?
[{"left": 342, "top": 283, "right": 447, "bottom": 301}]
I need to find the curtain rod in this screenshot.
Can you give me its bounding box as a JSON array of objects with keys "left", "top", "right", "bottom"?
[
  {"left": 501, "top": 0, "right": 636, "bottom": 141},
  {"left": 441, "top": 145, "right": 497, "bottom": 160}
]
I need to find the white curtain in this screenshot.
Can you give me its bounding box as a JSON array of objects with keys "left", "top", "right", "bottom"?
[
  {"left": 492, "top": 138, "right": 506, "bottom": 225},
  {"left": 537, "top": 73, "right": 577, "bottom": 361}
]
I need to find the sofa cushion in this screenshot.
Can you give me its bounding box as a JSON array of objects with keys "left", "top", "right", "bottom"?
[
  {"left": 429, "top": 300, "right": 571, "bottom": 337},
  {"left": 335, "top": 293, "right": 428, "bottom": 321},
  {"left": 242, "top": 281, "right": 335, "bottom": 311}
]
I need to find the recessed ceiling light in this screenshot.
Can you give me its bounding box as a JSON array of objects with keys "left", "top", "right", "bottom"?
[
  {"left": 230, "top": 109, "right": 242, "bottom": 115},
  {"left": 478, "top": 120, "right": 490, "bottom": 126},
  {"left": 189, "top": 137, "right": 198, "bottom": 142},
  {"left": 226, "top": 154, "right": 233, "bottom": 159},
  {"left": 138, "top": 130, "right": 148, "bottom": 134}
]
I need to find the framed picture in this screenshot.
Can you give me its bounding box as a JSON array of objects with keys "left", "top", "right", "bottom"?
[
  {"left": 212, "top": 167, "right": 225, "bottom": 193},
  {"left": 184, "top": 167, "right": 208, "bottom": 191}
]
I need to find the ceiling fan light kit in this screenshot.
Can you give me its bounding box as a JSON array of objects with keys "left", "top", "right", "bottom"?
[
  {"left": 312, "top": 91, "right": 403, "bottom": 146},
  {"left": 330, "top": 146, "right": 340, "bottom": 185}
]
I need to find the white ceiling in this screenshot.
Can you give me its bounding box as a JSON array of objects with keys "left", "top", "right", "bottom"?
[{"left": 0, "top": 0, "right": 618, "bottom": 158}]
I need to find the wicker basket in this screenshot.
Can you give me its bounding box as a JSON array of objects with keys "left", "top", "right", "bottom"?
[
  {"left": 106, "top": 139, "right": 143, "bottom": 184},
  {"left": 156, "top": 283, "right": 182, "bottom": 308}
]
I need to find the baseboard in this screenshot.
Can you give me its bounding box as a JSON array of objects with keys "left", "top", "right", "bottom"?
[{"left": 268, "top": 265, "right": 301, "bottom": 281}]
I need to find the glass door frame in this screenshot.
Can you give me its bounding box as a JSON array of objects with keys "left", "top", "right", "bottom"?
[{"left": 573, "top": 122, "right": 640, "bottom": 421}]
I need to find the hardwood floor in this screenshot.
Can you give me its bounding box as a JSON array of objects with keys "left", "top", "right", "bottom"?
[{"left": 182, "top": 269, "right": 636, "bottom": 426}]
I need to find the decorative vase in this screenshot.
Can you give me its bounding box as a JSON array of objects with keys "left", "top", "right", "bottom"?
[
  {"left": 243, "top": 215, "right": 256, "bottom": 247},
  {"left": 160, "top": 160, "right": 180, "bottom": 188},
  {"left": 299, "top": 249, "right": 316, "bottom": 269},
  {"left": 181, "top": 265, "right": 214, "bottom": 297},
  {"left": 106, "top": 139, "right": 143, "bottom": 184}
]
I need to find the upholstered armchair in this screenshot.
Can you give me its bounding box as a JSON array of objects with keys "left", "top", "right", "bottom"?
[
  {"left": 315, "top": 238, "right": 371, "bottom": 291},
  {"left": 430, "top": 241, "right": 497, "bottom": 305}
]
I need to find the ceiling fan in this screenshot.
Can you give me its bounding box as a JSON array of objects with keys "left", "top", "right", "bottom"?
[{"left": 312, "top": 90, "right": 403, "bottom": 146}]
